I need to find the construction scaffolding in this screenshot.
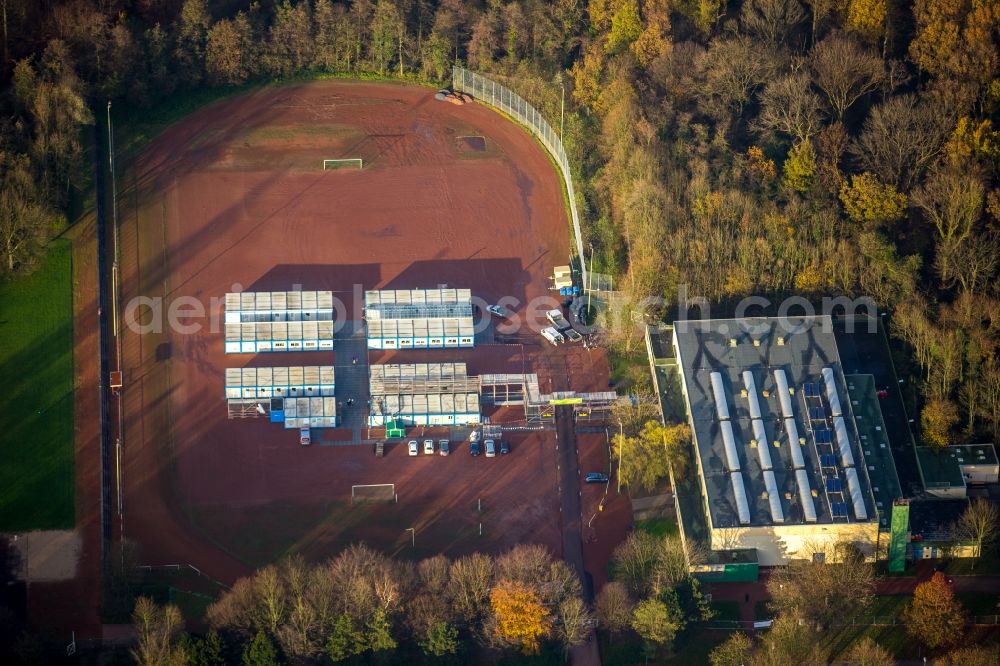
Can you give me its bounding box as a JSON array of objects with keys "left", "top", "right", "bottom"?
[{"left": 369, "top": 362, "right": 481, "bottom": 426}]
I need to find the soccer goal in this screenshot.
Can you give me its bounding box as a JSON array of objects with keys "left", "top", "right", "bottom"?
[
  {"left": 323, "top": 158, "right": 363, "bottom": 170},
  {"left": 351, "top": 483, "right": 396, "bottom": 503}
]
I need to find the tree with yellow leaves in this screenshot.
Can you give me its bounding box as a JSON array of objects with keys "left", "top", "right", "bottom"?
[
  {"left": 489, "top": 579, "right": 552, "bottom": 654},
  {"left": 921, "top": 398, "right": 960, "bottom": 450},
  {"left": 845, "top": 0, "right": 887, "bottom": 42},
  {"left": 631, "top": 0, "right": 671, "bottom": 66},
  {"left": 838, "top": 172, "right": 907, "bottom": 228}
]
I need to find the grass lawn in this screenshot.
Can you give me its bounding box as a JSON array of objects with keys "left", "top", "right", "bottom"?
[
  {"left": 944, "top": 551, "right": 1000, "bottom": 575},
  {"left": 0, "top": 241, "right": 74, "bottom": 530},
  {"left": 636, "top": 516, "right": 678, "bottom": 538}
]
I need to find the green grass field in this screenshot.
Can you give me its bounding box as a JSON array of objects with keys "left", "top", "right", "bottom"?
[{"left": 0, "top": 241, "right": 74, "bottom": 530}]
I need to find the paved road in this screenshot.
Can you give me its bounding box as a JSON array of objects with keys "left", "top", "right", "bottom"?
[{"left": 555, "top": 405, "right": 601, "bottom": 666}]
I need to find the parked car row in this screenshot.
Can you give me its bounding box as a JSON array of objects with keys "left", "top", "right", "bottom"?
[{"left": 407, "top": 431, "right": 509, "bottom": 457}]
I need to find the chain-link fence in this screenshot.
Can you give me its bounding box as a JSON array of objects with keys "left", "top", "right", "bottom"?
[{"left": 452, "top": 66, "right": 587, "bottom": 290}]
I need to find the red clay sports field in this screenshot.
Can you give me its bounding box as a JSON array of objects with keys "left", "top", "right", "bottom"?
[{"left": 115, "top": 80, "right": 618, "bottom": 583}]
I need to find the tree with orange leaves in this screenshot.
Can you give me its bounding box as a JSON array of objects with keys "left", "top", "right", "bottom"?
[
  {"left": 903, "top": 572, "right": 966, "bottom": 649},
  {"left": 488, "top": 579, "right": 552, "bottom": 654}
]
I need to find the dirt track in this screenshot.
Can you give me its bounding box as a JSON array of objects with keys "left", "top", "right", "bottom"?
[{"left": 117, "top": 81, "right": 617, "bottom": 583}]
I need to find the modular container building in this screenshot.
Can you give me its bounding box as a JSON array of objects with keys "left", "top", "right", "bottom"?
[
  {"left": 225, "top": 365, "right": 337, "bottom": 427},
  {"left": 368, "top": 362, "right": 481, "bottom": 426},
  {"left": 364, "top": 288, "right": 475, "bottom": 349},
  {"left": 224, "top": 291, "right": 335, "bottom": 353}
]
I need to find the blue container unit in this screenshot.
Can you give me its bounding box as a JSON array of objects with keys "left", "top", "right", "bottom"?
[
  {"left": 224, "top": 290, "right": 335, "bottom": 354},
  {"left": 364, "top": 288, "right": 475, "bottom": 350}
]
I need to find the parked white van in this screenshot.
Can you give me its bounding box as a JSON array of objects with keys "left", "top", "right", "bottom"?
[{"left": 541, "top": 327, "right": 565, "bottom": 345}]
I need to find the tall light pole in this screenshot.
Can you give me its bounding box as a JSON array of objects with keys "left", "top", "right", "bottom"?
[
  {"left": 616, "top": 418, "right": 624, "bottom": 494},
  {"left": 555, "top": 72, "right": 565, "bottom": 141},
  {"left": 405, "top": 527, "right": 414, "bottom": 549}
]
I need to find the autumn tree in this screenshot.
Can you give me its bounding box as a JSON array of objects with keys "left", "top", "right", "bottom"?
[
  {"left": 0, "top": 153, "right": 54, "bottom": 275},
  {"left": 131, "top": 597, "right": 187, "bottom": 666},
  {"left": 839, "top": 172, "right": 907, "bottom": 229},
  {"left": 613, "top": 421, "right": 691, "bottom": 491},
  {"left": 833, "top": 637, "right": 894, "bottom": 666},
  {"left": 933, "top": 645, "right": 1000, "bottom": 666},
  {"left": 955, "top": 498, "right": 999, "bottom": 565},
  {"left": 921, "top": 398, "right": 959, "bottom": 449},
  {"left": 708, "top": 631, "right": 752, "bottom": 666},
  {"left": 844, "top": 0, "right": 887, "bottom": 43},
  {"left": 174, "top": 0, "right": 211, "bottom": 83},
  {"left": 631, "top": 0, "right": 671, "bottom": 66},
  {"left": 783, "top": 140, "right": 817, "bottom": 192},
  {"left": 488, "top": 579, "right": 552, "bottom": 654},
  {"left": 753, "top": 615, "right": 829, "bottom": 665},
  {"left": 903, "top": 572, "right": 966, "bottom": 649},
  {"left": 206, "top": 19, "right": 245, "bottom": 85}
]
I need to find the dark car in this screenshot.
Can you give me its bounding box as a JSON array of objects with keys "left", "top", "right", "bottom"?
[
  {"left": 500, "top": 440, "right": 510, "bottom": 454},
  {"left": 585, "top": 472, "right": 609, "bottom": 483},
  {"left": 470, "top": 441, "right": 481, "bottom": 457}
]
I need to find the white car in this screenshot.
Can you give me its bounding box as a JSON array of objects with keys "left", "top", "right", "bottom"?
[
  {"left": 485, "top": 439, "right": 496, "bottom": 457},
  {"left": 487, "top": 304, "right": 507, "bottom": 318},
  {"left": 541, "top": 326, "right": 565, "bottom": 346},
  {"left": 299, "top": 426, "right": 311, "bottom": 446},
  {"left": 408, "top": 440, "right": 419, "bottom": 456},
  {"left": 469, "top": 430, "right": 480, "bottom": 443},
  {"left": 423, "top": 439, "right": 435, "bottom": 455},
  {"left": 546, "top": 308, "right": 570, "bottom": 329}
]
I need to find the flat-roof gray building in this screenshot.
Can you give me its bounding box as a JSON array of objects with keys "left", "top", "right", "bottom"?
[{"left": 672, "top": 315, "right": 880, "bottom": 564}]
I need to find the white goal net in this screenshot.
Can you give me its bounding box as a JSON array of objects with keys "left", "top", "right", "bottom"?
[
  {"left": 323, "top": 158, "right": 363, "bottom": 170},
  {"left": 351, "top": 483, "right": 395, "bottom": 503}
]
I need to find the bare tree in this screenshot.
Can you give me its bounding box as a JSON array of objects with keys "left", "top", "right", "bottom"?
[
  {"left": 595, "top": 582, "right": 634, "bottom": 638},
  {"left": 555, "top": 596, "right": 592, "bottom": 653},
  {"left": 851, "top": 94, "right": 951, "bottom": 190},
  {"left": 955, "top": 498, "right": 999, "bottom": 567},
  {"left": 754, "top": 73, "right": 823, "bottom": 143},
  {"left": 740, "top": 0, "right": 807, "bottom": 46},
  {"left": 716, "top": 526, "right": 748, "bottom": 551},
  {"left": 131, "top": 597, "right": 186, "bottom": 666},
  {"left": 767, "top": 540, "right": 875, "bottom": 630},
  {"left": 447, "top": 553, "right": 493, "bottom": 622},
  {"left": 611, "top": 532, "right": 660, "bottom": 596},
  {"left": 698, "top": 36, "right": 777, "bottom": 120},
  {"left": 810, "top": 32, "right": 884, "bottom": 120}
]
